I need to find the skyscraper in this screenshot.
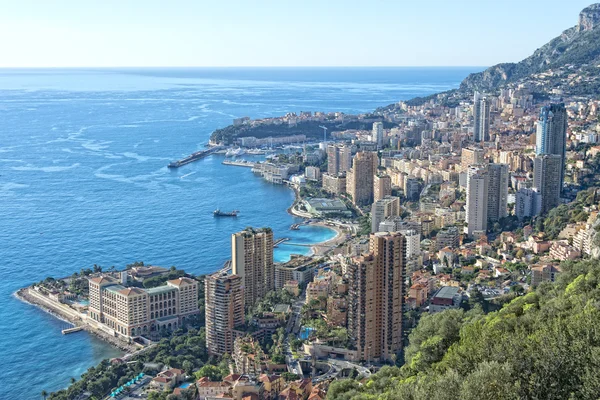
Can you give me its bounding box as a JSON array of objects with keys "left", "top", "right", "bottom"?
[
  {"left": 473, "top": 92, "right": 490, "bottom": 142},
  {"left": 487, "top": 163, "right": 508, "bottom": 222},
  {"left": 536, "top": 103, "right": 567, "bottom": 189},
  {"left": 534, "top": 154, "right": 562, "bottom": 214},
  {"left": 371, "top": 195, "right": 400, "bottom": 233},
  {"left": 466, "top": 166, "right": 488, "bottom": 238},
  {"left": 347, "top": 151, "right": 378, "bottom": 207},
  {"left": 373, "top": 122, "right": 384, "bottom": 149},
  {"left": 347, "top": 232, "right": 406, "bottom": 362},
  {"left": 205, "top": 272, "right": 245, "bottom": 356},
  {"left": 326, "top": 144, "right": 352, "bottom": 175},
  {"left": 231, "top": 227, "right": 274, "bottom": 308},
  {"left": 373, "top": 174, "right": 392, "bottom": 202}
]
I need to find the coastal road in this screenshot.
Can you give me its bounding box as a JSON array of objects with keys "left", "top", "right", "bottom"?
[{"left": 284, "top": 292, "right": 305, "bottom": 376}]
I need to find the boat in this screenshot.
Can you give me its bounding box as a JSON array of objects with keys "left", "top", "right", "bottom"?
[
  {"left": 225, "top": 147, "right": 246, "bottom": 157},
  {"left": 213, "top": 209, "right": 239, "bottom": 217}
]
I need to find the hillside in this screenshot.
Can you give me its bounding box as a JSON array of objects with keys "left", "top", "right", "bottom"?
[
  {"left": 460, "top": 3, "right": 600, "bottom": 91},
  {"left": 327, "top": 258, "right": 600, "bottom": 400}
]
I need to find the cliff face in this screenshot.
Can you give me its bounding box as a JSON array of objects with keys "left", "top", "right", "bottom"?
[{"left": 460, "top": 3, "right": 600, "bottom": 91}]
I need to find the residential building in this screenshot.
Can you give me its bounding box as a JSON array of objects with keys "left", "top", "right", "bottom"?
[
  {"left": 373, "top": 121, "right": 384, "bottom": 149},
  {"left": 536, "top": 103, "right": 567, "bottom": 189},
  {"left": 435, "top": 226, "right": 460, "bottom": 250},
  {"left": 487, "top": 163, "right": 509, "bottom": 222},
  {"left": 466, "top": 166, "right": 488, "bottom": 238},
  {"left": 515, "top": 188, "right": 542, "bottom": 220},
  {"left": 347, "top": 232, "right": 406, "bottom": 362},
  {"left": 322, "top": 173, "right": 346, "bottom": 195},
  {"left": 205, "top": 272, "right": 245, "bottom": 356},
  {"left": 232, "top": 227, "right": 274, "bottom": 308},
  {"left": 461, "top": 147, "right": 485, "bottom": 171},
  {"left": 274, "top": 256, "right": 317, "bottom": 289},
  {"left": 305, "top": 166, "right": 321, "bottom": 181},
  {"left": 404, "top": 178, "right": 422, "bottom": 201},
  {"left": 371, "top": 196, "right": 401, "bottom": 233},
  {"left": 347, "top": 152, "right": 378, "bottom": 206},
  {"left": 531, "top": 264, "right": 562, "bottom": 286},
  {"left": 88, "top": 276, "right": 199, "bottom": 339},
  {"left": 373, "top": 174, "right": 392, "bottom": 202},
  {"left": 549, "top": 241, "right": 581, "bottom": 261},
  {"left": 326, "top": 144, "right": 352, "bottom": 175},
  {"left": 473, "top": 92, "right": 490, "bottom": 142},
  {"left": 533, "top": 154, "right": 562, "bottom": 214}
]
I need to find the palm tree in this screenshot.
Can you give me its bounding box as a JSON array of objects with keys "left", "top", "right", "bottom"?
[{"left": 41, "top": 390, "right": 48, "bottom": 400}]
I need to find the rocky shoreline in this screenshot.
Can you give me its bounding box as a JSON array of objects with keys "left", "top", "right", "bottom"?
[{"left": 15, "top": 287, "right": 135, "bottom": 353}]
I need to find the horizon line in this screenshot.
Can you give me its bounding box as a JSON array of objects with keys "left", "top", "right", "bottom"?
[{"left": 0, "top": 65, "right": 488, "bottom": 70}]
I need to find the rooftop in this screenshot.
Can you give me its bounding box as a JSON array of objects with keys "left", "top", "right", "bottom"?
[{"left": 433, "top": 286, "right": 460, "bottom": 300}]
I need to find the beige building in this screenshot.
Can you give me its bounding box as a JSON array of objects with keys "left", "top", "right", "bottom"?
[
  {"left": 461, "top": 147, "right": 485, "bottom": 171},
  {"left": 531, "top": 264, "right": 562, "bottom": 286},
  {"left": 232, "top": 227, "right": 274, "bottom": 308},
  {"left": 347, "top": 232, "right": 406, "bottom": 362},
  {"left": 88, "top": 276, "right": 199, "bottom": 339},
  {"left": 322, "top": 173, "right": 346, "bottom": 195},
  {"left": 373, "top": 174, "right": 392, "bottom": 202},
  {"left": 327, "top": 144, "right": 352, "bottom": 175},
  {"left": 205, "top": 272, "right": 245, "bottom": 356},
  {"left": 371, "top": 196, "right": 401, "bottom": 233},
  {"left": 347, "top": 151, "right": 378, "bottom": 206}
]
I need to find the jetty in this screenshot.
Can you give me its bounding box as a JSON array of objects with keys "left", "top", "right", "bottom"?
[
  {"left": 168, "top": 146, "right": 222, "bottom": 168},
  {"left": 222, "top": 159, "right": 256, "bottom": 168},
  {"left": 62, "top": 326, "right": 83, "bottom": 335},
  {"left": 274, "top": 238, "right": 290, "bottom": 247}
]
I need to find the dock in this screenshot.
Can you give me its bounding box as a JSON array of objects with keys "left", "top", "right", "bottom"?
[
  {"left": 222, "top": 159, "right": 256, "bottom": 168},
  {"left": 62, "top": 326, "right": 83, "bottom": 335},
  {"left": 168, "top": 146, "right": 222, "bottom": 168}
]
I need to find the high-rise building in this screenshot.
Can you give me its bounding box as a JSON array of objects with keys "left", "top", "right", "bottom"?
[
  {"left": 536, "top": 103, "right": 567, "bottom": 189},
  {"left": 326, "top": 144, "right": 352, "bottom": 175},
  {"left": 371, "top": 196, "right": 401, "bottom": 233},
  {"left": 466, "top": 166, "right": 488, "bottom": 238},
  {"left": 88, "top": 276, "right": 199, "bottom": 339},
  {"left": 404, "top": 178, "right": 422, "bottom": 201},
  {"left": 347, "top": 152, "right": 378, "bottom": 207},
  {"left": 373, "top": 122, "right": 384, "bottom": 149},
  {"left": 347, "top": 232, "right": 406, "bottom": 362},
  {"left": 373, "top": 174, "right": 392, "bottom": 202},
  {"left": 322, "top": 173, "right": 346, "bottom": 195},
  {"left": 487, "top": 163, "right": 508, "bottom": 222},
  {"left": 515, "top": 187, "right": 542, "bottom": 220},
  {"left": 461, "top": 147, "right": 485, "bottom": 171},
  {"left": 231, "top": 227, "right": 274, "bottom": 308},
  {"left": 473, "top": 92, "right": 490, "bottom": 142},
  {"left": 534, "top": 154, "right": 562, "bottom": 214},
  {"left": 205, "top": 272, "right": 245, "bottom": 356}
]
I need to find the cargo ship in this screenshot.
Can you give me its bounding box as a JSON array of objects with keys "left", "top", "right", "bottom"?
[{"left": 213, "top": 209, "right": 239, "bottom": 217}]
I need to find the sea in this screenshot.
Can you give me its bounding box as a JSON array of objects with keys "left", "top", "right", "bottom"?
[{"left": 0, "top": 67, "right": 482, "bottom": 399}]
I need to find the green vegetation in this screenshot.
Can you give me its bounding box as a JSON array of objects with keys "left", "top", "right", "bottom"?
[
  {"left": 327, "top": 258, "right": 600, "bottom": 399},
  {"left": 535, "top": 188, "right": 597, "bottom": 240},
  {"left": 142, "top": 266, "right": 187, "bottom": 288}
]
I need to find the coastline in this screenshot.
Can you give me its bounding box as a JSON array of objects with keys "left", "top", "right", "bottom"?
[
  {"left": 286, "top": 183, "right": 348, "bottom": 256},
  {"left": 14, "top": 287, "right": 134, "bottom": 353}
]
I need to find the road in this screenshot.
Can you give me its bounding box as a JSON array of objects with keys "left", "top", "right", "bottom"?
[{"left": 283, "top": 292, "right": 305, "bottom": 376}]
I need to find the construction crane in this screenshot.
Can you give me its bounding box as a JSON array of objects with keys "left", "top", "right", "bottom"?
[{"left": 319, "top": 125, "right": 328, "bottom": 143}]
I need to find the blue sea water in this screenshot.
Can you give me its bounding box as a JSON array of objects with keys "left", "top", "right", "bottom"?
[{"left": 0, "top": 67, "right": 482, "bottom": 399}]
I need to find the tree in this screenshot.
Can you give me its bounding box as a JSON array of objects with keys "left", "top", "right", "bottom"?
[{"left": 194, "top": 365, "right": 223, "bottom": 382}]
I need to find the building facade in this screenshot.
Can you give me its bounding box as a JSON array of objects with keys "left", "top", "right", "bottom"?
[
  {"left": 371, "top": 196, "right": 401, "bottom": 233},
  {"left": 326, "top": 144, "right": 352, "bottom": 175},
  {"left": 347, "top": 232, "right": 406, "bottom": 362},
  {"left": 88, "top": 276, "right": 199, "bottom": 339},
  {"left": 373, "top": 174, "right": 392, "bottom": 202},
  {"left": 347, "top": 152, "right": 378, "bottom": 207},
  {"left": 205, "top": 272, "right": 245, "bottom": 356},
  {"left": 232, "top": 227, "right": 275, "bottom": 308},
  {"left": 533, "top": 154, "right": 562, "bottom": 214},
  {"left": 466, "top": 166, "right": 488, "bottom": 238},
  {"left": 536, "top": 103, "right": 567, "bottom": 190},
  {"left": 487, "top": 163, "right": 509, "bottom": 222},
  {"left": 473, "top": 92, "right": 490, "bottom": 142}
]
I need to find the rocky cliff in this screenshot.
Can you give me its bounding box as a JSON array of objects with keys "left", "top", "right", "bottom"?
[{"left": 460, "top": 3, "right": 600, "bottom": 91}]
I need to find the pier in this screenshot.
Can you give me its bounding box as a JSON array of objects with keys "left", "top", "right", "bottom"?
[
  {"left": 222, "top": 159, "right": 256, "bottom": 168},
  {"left": 273, "top": 238, "right": 290, "bottom": 247},
  {"left": 62, "top": 326, "right": 83, "bottom": 335},
  {"left": 168, "top": 146, "right": 222, "bottom": 168}
]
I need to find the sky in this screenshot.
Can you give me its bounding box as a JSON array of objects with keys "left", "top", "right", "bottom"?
[{"left": 0, "top": 0, "right": 595, "bottom": 68}]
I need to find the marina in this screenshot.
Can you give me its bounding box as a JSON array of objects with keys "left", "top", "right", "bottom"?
[{"left": 222, "top": 159, "right": 256, "bottom": 168}]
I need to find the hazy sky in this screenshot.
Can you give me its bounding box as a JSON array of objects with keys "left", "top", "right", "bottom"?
[{"left": 0, "top": 0, "right": 594, "bottom": 68}]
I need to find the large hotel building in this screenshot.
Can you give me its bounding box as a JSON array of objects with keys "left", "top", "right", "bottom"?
[{"left": 88, "top": 276, "right": 199, "bottom": 338}]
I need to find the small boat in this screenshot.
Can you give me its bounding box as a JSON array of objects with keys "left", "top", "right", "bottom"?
[{"left": 214, "top": 209, "right": 239, "bottom": 217}]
